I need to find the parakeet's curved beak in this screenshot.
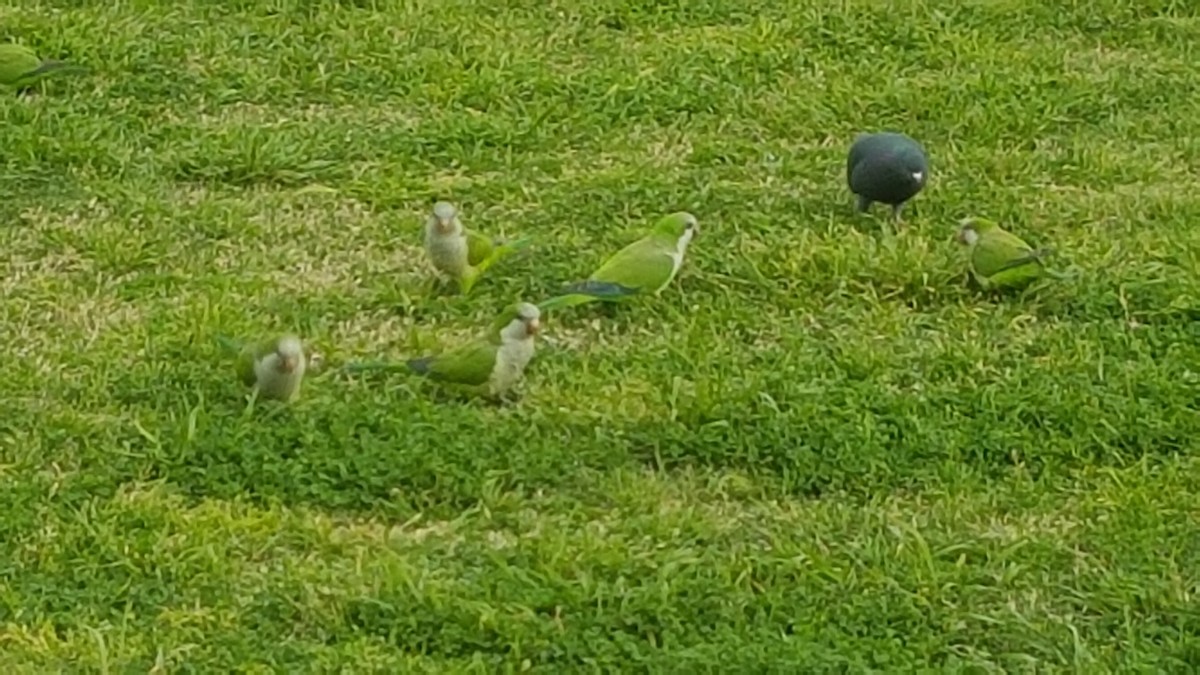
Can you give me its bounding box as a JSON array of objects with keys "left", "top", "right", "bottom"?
[
  {"left": 279, "top": 354, "right": 298, "bottom": 373},
  {"left": 526, "top": 317, "right": 541, "bottom": 335},
  {"left": 438, "top": 218, "right": 455, "bottom": 231}
]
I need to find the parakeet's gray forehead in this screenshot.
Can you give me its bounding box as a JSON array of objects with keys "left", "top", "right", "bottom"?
[
  {"left": 515, "top": 302, "right": 540, "bottom": 320},
  {"left": 958, "top": 216, "right": 992, "bottom": 231},
  {"left": 432, "top": 201, "right": 457, "bottom": 219},
  {"left": 275, "top": 334, "right": 301, "bottom": 350}
]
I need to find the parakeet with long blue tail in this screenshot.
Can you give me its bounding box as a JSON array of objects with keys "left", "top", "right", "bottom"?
[
  {"left": 342, "top": 302, "right": 541, "bottom": 401},
  {"left": 538, "top": 212, "right": 698, "bottom": 312}
]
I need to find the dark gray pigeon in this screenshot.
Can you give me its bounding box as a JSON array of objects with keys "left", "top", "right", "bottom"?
[{"left": 846, "top": 132, "right": 929, "bottom": 221}]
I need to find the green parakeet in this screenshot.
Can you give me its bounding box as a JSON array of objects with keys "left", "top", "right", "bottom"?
[
  {"left": 956, "top": 217, "right": 1057, "bottom": 290},
  {"left": 224, "top": 334, "right": 308, "bottom": 402},
  {"left": 0, "top": 43, "right": 87, "bottom": 89},
  {"left": 847, "top": 132, "right": 929, "bottom": 221},
  {"left": 538, "top": 212, "right": 698, "bottom": 312},
  {"left": 343, "top": 302, "right": 541, "bottom": 400},
  {"left": 424, "top": 201, "right": 530, "bottom": 294}
]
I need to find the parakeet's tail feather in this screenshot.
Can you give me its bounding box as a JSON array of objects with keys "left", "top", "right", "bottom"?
[
  {"left": 475, "top": 238, "right": 533, "bottom": 275},
  {"left": 405, "top": 357, "right": 434, "bottom": 375},
  {"left": 338, "top": 359, "right": 417, "bottom": 374},
  {"left": 538, "top": 281, "right": 639, "bottom": 312},
  {"left": 496, "top": 236, "right": 533, "bottom": 253},
  {"left": 537, "top": 293, "right": 600, "bottom": 312},
  {"left": 459, "top": 268, "right": 480, "bottom": 294},
  {"left": 27, "top": 60, "right": 89, "bottom": 78},
  {"left": 215, "top": 334, "right": 243, "bottom": 354},
  {"left": 1030, "top": 248, "right": 1073, "bottom": 279},
  {"left": 561, "top": 280, "right": 640, "bottom": 298}
]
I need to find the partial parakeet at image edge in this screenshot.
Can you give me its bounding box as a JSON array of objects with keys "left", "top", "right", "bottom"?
[
  {"left": 538, "top": 212, "right": 699, "bottom": 312},
  {"left": 0, "top": 43, "right": 88, "bottom": 89}
]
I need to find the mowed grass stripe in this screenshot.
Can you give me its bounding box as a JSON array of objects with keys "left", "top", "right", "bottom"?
[{"left": 1, "top": 463, "right": 1199, "bottom": 670}]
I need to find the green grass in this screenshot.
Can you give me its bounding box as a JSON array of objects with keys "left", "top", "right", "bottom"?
[{"left": 4, "top": 0, "right": 1200, "bottom": 670}]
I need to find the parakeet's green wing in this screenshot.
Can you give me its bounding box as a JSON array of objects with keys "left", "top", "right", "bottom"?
[
  {"left": 987, "top": 262, "right": 1044, "bottom": 288},
  {"left": 0, "top": 45, "right": 41, "bottom": 86},
  {"left": 972, "top": 230, "right": 1038, "bottom": 278},
  {"left": 590, "top": 239, "right": 676, "bottom": 292},
  {"left": 465, "top": 229, "right": 496, "bottom": 267},
  {"left": 235, "top": 345, "right": 258, "bottom": 387},
  {"left": 424, "top": 339, "right": 499, "bottom": 386},
  {"left": 235, "top": 338, "right": 281, "bottom": 386}
]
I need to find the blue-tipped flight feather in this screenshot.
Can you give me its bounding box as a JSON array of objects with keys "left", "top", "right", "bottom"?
[
  {"left": 561, "top": 280, "right": 640, "bottom": 297},
  {"left": 405, "top": 357, "right": 434, "bottom": 374},
  {"left": 538, "top": 281, "right": 641, "bottom": 312}
]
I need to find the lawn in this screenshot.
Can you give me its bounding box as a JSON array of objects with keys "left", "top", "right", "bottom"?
[{"left": 3, "top": 0, "right": 1200, "bottom": 670}]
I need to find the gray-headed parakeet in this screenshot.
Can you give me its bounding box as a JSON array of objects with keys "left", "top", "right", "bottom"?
[
  {"left": 538, "top": 212, "right": 698, "bottom": 312},
  {"left": 956, "top": 217, "right": 1057, "bottom": 290},
  {"left": 343, "top": 302, "right": 541, "bottom": 400},
  {"left": 424, "top": 201, "right": 530, "bottom": 294},
  {"left": 847, "top": 132, "right": 929, "bottom": 221},
  {"left": 0, "top": 43, "right": 86, "bottom": 90},
  {"left": 226, "top": 334, "right": 308, "bottom": 402}
]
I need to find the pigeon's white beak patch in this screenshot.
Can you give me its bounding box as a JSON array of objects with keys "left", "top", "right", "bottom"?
[{"left": 912, "top": 171, "right": 925, "bottom": 183}]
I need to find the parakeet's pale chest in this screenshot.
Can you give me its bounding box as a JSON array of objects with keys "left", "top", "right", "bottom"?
[
  {"left": 668, "top": 229, "right": 694, "bottom": 275},
  {"left": 254, "top": 354, "right": 307, "bottom": 401},
  {"left": 426, "top": 230, "right": 470, "bottom": 275},
  {"left": 488, "top": 338, "right": 536, "bottom": 395}
]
